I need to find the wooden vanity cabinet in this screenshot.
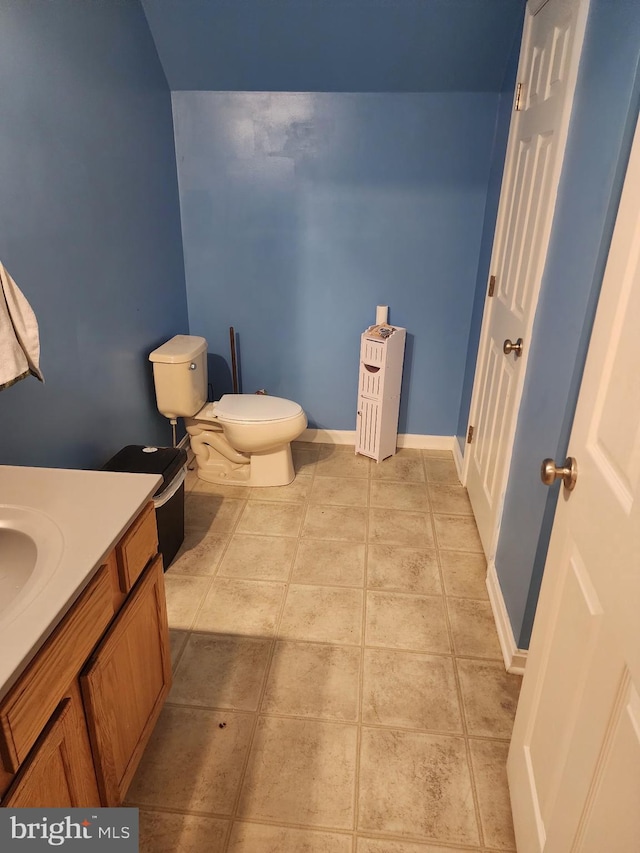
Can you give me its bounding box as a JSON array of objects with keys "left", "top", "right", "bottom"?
[
  {"left": 81, "top": 554, "right": 171, "bottom": 806},
  {"left": 0, "top": 502, "right": 171, "bottom": 808}
]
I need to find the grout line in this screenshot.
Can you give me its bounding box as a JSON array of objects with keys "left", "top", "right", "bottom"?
[{"left": 431, "top": 499, "right": 487, "bottom": 849}]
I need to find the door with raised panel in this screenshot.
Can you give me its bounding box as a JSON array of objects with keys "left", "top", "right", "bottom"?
[
  {"left": 81, "top": 555, "right": 171, "bottom": 806},
  {"left": 465, "top": 0, "right": 590, "bottom": 557},
  {"left": 4, "top": 682, "right": 99, "bottom": 807},
  {"left": 508, "top": 113, "right": 640, "bottom": 853}
]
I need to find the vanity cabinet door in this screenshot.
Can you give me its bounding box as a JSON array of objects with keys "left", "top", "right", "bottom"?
[
  {"left": 80, "top": 555, "right": 171, "bottom": 806},
  {"left": 4, "top": 681, "right": 100, "bottom": 808}
]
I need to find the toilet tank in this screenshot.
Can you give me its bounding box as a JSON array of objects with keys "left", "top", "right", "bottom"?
[{"left": 149, "top": 335, "right": 208, "bottom": 419}]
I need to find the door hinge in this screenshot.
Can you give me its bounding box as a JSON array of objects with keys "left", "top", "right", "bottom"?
[
  {"left": 467, "top": 425, "right": 475, "bottom": 444},
  {"left": 514, "top": 82, "right": 524, "bottom": 111},
  {"left": 488, "top": 275, "right": 496, "bottom": 297}
]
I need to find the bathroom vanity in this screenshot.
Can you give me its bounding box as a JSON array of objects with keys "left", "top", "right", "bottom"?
[{"left": 0, "top": 467, "right": 171, "bottom": 807}]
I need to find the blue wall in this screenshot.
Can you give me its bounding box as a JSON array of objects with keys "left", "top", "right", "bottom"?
[
  {"left": 142, "top": 0, "right": 524, "bottom": 94},
  {"left": 0, "top": 0, "right": 188, "bottom": 468},
  {"left": 494, "top": 0, "right": 640, "bottom": 648},
  {"left": 173, "top": 91, "right": 501, "bottom": 433}
]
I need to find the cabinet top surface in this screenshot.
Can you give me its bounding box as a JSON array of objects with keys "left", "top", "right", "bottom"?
[{"left": 0, "top": 466, "right": 162, "bottom": 702}]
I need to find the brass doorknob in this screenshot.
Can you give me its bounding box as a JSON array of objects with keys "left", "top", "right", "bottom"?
[
  {"left": 540, "top": 457, "right": 577, "bottom": 491},
  {"left": 503, "top": 338, "right": 524, "bottom": 356}
]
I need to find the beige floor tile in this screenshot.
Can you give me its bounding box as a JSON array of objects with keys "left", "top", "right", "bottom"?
[
  {"left": 439, "top": 551, "right": 488, "bottom": 599},
  {"left": 191, "top": 479, "right": 250, "bottom": 499},
  {"left": 366, "top": 592, "right": 450, "bottom": 653},
  {"left": 456, "top": 659, "right": 522, "bottom": 739},
  {"left": 248, "top": 475, "right": 312, "bottom": 503},
  {"left": 370, "top": 454, "right": 426, "bottom": 482},
  {"left": 302, "top": 505, "right": 368, "bottom": 542},
  {"left": 138, "top": 810, "right": 228, "bottom": 853},
  {"left": 236, "top": 500, "right": 304, "bottom": 537},
  {"left": 310, "top": 476, "right": 369, "bottom": 506},
  {"left": 185, "top": 469, "right": 198, "bottom": 492},
  {"left": 370, "top": 481, "right": 429, "bottom": 511},
  {"left": 127, "top": 706, "right": 253, "bottom": 814},
  {"left": 424, "top": 458, "right": 460, "bottom": 485},
  {"left": 194, "top": 578, "right": 286, "bottom": 637},
  {"left": 433, "top": 515, "right": 483, "bottom": 553},
  {"left": 469, "top": 739, "right": 517, "bottom": 850},
  {"left": 357, "top": 839, "right": 473, "bottom": 853},
  {"left": 428, "top": 484, "right": 473, "bottom": 516},
  {"left": 362, "top": 649, "right": 462, "bottom": 733},
  {"left": 163, "top": 575, "right": 212, "bottom": 630},
  {"left": 237, "top": 716, "right": 358, "bottom": 829},
  {"left": 293, "top": 540, "right": 366, "bottom": 587},
  {"left": 293, "top": 448, "right": 320, "bottom": 475},
  {"left": 315, "top": 452, "right": 371, "bottom": 479},
  {"left": 280, "top": 585, "right": 363, "bottom": 645},
  {"left": 168, "top": 531, "right": 228, "bottom": 576},
  {"left": 228, "top": 822, "right": 352, "bottom": 853},
  {"left": 293, "top": 440, "right": 323, "bottom": 454},
  {"left": 358, "top": 728, "right": 479, "bottom": 844},
  {"left": 367, "top": 545, "right": 441, "bottom": 595},
  {"left": 447, "top": 598, "right": 502, "bottom": 659},
  {"left": 317, "top": 443, "right": 358, "bottom": 458},
  {"left": 262, "top": 641, "right": 360, "bottom": 721},
  {"left": 185, "top": 494, "right": 245, "bottom": 534},
  {"left": 368, "top": 509, "right": 434, "bottom": 548},
  {"left": 169, "top": 629, "right": 188, "bottom": 668},
  {"left": 171, "top": 633, "right": 272, "bottom": 711},
  {"left": 218, "top": 534, "right": 296, "bottom": 581}
]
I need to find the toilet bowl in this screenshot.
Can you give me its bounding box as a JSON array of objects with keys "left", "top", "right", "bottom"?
[
  {"left": 186, "top": 395, "right": 307, "bottom": 487},
  {"left": 148, "top": 335, "right": 307, "bottom": 488}
]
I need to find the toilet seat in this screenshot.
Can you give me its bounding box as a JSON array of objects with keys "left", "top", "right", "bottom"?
[{"left": 197, "top": 394, "right": 303, "bottom": 424}]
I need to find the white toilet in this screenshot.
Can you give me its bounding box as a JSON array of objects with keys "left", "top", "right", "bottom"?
[{"left": 149, "top": 335, "right": 307, "bottom": 487}]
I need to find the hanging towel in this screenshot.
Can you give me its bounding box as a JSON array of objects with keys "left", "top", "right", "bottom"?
[{"left": 0, "top": 261, "right": 44, "bottom": 390}]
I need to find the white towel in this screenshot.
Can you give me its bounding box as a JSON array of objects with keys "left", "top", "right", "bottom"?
[{"left": 0, "top": 261, "right": 44, "bottom": 390}]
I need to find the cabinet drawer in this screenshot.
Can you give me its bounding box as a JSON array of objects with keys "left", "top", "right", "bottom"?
[
  {"left": 360, "top": 337, "right": 386, "bottom": 367},
  {"left": 359, "top": 362, "right": 386, "bottom": 399},
  {"left": 116, "top": 502, "right": 158, "bottom": 592},
  {"left": 0, "top": 566, "right": 114, "bottom": 772}
]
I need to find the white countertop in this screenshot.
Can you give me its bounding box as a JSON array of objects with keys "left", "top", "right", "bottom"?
[{"left": 0, "top": 466, "right": 163, "bottom": 702}]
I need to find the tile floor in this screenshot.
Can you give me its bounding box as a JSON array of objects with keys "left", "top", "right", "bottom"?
[{"left": 127, "top": 444, "right": 522, "bottom": 853}]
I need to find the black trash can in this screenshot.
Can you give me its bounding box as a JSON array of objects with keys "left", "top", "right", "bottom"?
[{"left": 102, "top": 445, "right": 188, "bottom": 570}]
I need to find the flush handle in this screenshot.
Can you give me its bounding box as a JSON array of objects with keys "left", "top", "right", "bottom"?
[
  {"left": 503, "top": 337, "right": 524, "bottom": 356},
  {"left": 541, "top": 457, "right": 578, "bottom": 491}
]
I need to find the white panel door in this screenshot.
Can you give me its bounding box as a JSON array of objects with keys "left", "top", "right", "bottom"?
[
  {"left": 465, "top": 0, "right": 590, "bottom": 557},
  {"left": 508, "top": 112, "right": 640, "bottom": 853}
]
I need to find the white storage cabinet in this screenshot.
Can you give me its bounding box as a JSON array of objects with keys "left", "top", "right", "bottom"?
[{"left": 355, "top": 324, "right": 406, "bottom": 462}]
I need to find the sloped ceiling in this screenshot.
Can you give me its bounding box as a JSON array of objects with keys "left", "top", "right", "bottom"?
[{"left": 141, "top": 0, "right": 525, "bottom": 92}]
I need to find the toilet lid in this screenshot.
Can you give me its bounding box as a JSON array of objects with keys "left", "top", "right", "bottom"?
[{"left": 214, "top": 394, "right": 303, "bottom": 423}]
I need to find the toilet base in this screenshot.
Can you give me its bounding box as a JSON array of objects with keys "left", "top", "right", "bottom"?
[{"left": 188, "top": 425, "right": 296, "bottom": 487}]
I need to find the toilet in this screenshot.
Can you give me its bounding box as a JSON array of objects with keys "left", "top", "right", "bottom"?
[{"left": 149, "top": 335, "right": 307, "bottom": 487}]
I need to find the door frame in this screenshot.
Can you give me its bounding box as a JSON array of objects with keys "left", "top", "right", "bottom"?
[{"left": 461, "top": 0, "right": 591, "bottom": 563}]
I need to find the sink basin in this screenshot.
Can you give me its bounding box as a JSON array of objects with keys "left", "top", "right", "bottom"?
[{"left": 0, "top": 505, "right": 64, "bottom": 622}]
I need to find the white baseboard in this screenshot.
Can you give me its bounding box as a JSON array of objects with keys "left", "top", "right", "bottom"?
[
  {"left": 453, "top": 436, "right": 464, "bottom": 480},
  {"left": 397, "top": 434, "right": 455, "bottom": 451},
  {"left": 486, "top": 561, "right": 528, "bottom": 675},
  {"left": 299, "top": 429, "right": 456, "bottom": 452},
  {"left": 300, "top": 428, "right": 357, "bottom": 445}
]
